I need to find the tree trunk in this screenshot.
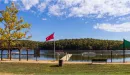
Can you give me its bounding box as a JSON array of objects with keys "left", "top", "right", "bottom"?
[
  {"left": 7, "top": 40, "right": 11, "bottom": 59},
  {"left": 7, "top": 50, "right": 10, "bottom": 59}
]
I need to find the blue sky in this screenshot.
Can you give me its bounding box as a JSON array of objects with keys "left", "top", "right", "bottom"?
[{"left": 1, "top": 0, "right": 130, "bottom": 41}]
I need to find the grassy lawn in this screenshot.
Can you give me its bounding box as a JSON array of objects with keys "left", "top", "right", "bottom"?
[{"left": 0, "top": 63, "right": 130, "bottom": 75}]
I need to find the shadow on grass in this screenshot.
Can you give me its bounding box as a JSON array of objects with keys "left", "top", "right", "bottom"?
[
  {"left": 87, "top": 63, "right": 93, "bottom": 65},
  {"left": 50, "top": 65, "right": 60, "bottom": 67}
]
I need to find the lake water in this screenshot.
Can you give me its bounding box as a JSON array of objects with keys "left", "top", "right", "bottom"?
[{"left": 1, "top": 50, "right": 130, "bottom": 63}]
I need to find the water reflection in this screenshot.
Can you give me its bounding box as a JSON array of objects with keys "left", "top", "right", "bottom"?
[{"left": 0, "top": 50, "right": 130, "bottom": 62}]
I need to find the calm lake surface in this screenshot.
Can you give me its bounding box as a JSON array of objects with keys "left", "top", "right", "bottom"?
[{"left": 1, "top": 50, "right": 130, "bottom": 63}]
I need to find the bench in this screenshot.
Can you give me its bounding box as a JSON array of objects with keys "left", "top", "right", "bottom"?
[{"left": 92, "top": 59, "right": 107, "bottom": 63}]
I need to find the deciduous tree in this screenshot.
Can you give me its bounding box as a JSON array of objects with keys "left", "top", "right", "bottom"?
[{"left": 0, "top": 2, "right": 31, "bottom": 58}]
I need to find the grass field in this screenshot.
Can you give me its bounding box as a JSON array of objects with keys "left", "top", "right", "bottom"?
[{"left": 0, "top": 62, "right": 130, "bottom": 75}]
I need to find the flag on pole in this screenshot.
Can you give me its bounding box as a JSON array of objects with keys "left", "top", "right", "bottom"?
[
  {"left": 46, "top": 33, "right": 54, "bottom": 41},
  {"left": 46, "top": 32, "right": 56, "bottom": 60},
  {"left": 119, "top": 39, "right": 130, "bottom": 49},
  {"left": 119, "top": 39, "right": 130, "bottom": 63}
]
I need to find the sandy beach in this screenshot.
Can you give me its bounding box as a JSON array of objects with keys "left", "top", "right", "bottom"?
[{"left": 1, "top": 59, "right": 130, "bottom": 64}]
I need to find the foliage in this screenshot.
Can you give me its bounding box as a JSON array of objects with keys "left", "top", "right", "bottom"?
[
  {"left": 0, "top": 3, "right": 31, "bottom": 49},
  {"left": 41, "top": 38, "right": 123, "bottom": 50},
  {"left": 16, "top": 38, "right": 123, "bottom": 50}
]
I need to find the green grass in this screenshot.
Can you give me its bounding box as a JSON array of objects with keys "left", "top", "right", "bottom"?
[{"left": 0, "top": 63, "right": 130, "bottom": 75}]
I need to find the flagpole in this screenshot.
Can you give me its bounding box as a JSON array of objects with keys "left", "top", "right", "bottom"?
[
  {"left": 46, "top": 32, "right": 55, "bottom": 60},
  {"left": 123, "top": 39, "right": 125, "bottom": 63},
  {"left": 54, "top": 37, "right": 55, "bottom": 60},
  {"left": 36, "top": 42, "right": 38, "bottom": 61}
]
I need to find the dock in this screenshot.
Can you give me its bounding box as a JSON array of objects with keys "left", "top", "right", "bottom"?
[{"left": 60, "top": 54, "right": 72, "bottom": 61}]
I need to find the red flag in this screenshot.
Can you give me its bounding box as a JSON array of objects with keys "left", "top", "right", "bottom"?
[{"left": 46, "top": 33, "right": 54, "bottom": 41}]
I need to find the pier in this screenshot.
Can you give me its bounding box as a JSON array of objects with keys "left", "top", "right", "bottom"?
[{"left": 61, "top": 54, "right": 72, "bottom": 61}]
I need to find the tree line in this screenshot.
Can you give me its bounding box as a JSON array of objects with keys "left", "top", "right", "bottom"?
[{"left": 14, "top": 38, "right": 123, "bottom": 50}]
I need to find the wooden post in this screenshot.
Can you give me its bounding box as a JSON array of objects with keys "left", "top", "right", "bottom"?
[
  {"left": 123, "top": 49, "right": 125, "bottom": 63},
  {"left": 88, "top": 50, "right": 89, "bottom": 62},
  {"left": 111, "top": 50, "right": 112, "bottom": 63},
  {"left": 36, "top": 43, "right": 38, "bottom": 61},
  {"left": 0, "top": 50, "right": 1, "bottom": 61},
  {"left": 19, "top": 49, "right": 21, "bottom": 61},
  {"left": 36, "top": 49, "right": 37, "bottom": 61},
  {"left": 27, "top": 49, "right": 28, "bottom": 61},
  {"left": 10, "top": 49, "right": 12, "bottom": 60},
  {"left": 36, "top": 54, "right": 37, "bottom": 61},
  {"left": 1, "top": 50, "right": 3, "bottom": 61}
]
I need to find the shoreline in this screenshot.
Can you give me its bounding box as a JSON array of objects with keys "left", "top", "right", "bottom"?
[{"left": 1, "top": 59, "right": 130, "bottom": 64}]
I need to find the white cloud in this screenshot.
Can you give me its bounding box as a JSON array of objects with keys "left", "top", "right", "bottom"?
[
  {"left": 11, "top": 0, "right": 17, "bottom": 1},
  {"left": 38, "top": 2, "right": 46, "bottom": 12},
  {"left": 68, "top": 0, "right": 130, "bottom": 17},
  {"left": 42, "top": 18, "right": 47, "bottom": 20},
  {"left": 49, "top": 5, "right": 64, "bottom": 16},
  {"left": 4, "top": 0, "right": 8, "bottom": 4},
  {"left": 57, "top": 0, "right": 82, "bottom": 7},
  {"left": 47, "top": 0, "right": 130, "bottom": 18},
  {"left": 21, "top": 0, "right": 39, "bottom": 10},
  {"left": 94, "top": 22, "right": 130, "bottom": 32},
  {"left": 37, "top": 0, "right": 51, "bottom": 12},
  {"left": 3, "top": 0, "right": 130, "bottom": 18}
]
